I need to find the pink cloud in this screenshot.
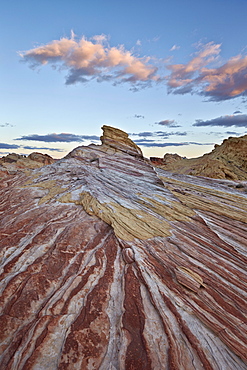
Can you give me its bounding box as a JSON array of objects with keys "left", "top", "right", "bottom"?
[
  {"left": 167, "top": 42, "right": 247, "bottom": 101},
  {"left": 167, "top": 42, "right": 221, "bottom": 89},
  {"left": 20, "top": 35, "right": 159, "bottom": 87},
  {"left": 200, "top": 55, "right": 247, "bottom": 100},
  {"left": 20, "top": 36, "right": 247, "bottom": 100}
]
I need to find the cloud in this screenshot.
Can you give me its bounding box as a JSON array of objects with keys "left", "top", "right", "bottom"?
[
  {"left": 133, "top": 139, "right": 156, "bottom": 143},
  {"left": 134, "top": 114, "right": 145, "bottom": 119},
  {"left": 167, "top": 42, "right": 221, "bottom": 92},
  {"left": 171, "top": 131, "right": 187, "bottom": 136},
  {"left": 225, "top": 131, "right": 240, "bottom": 135},
  {"left": 134, "top": 141, "right": 187, "bottom": 147},
  {"left": 155, "top": 119, "right": 174, "bottom": 125},
  {"left": 193, "top": 114, "right": 247, "bottom": 127},
  {"left": 90, "top": 34, "right": 108, "bottom": 44},
  {"left": 155, "top": 119, "right": 181, "bottom": 127},
  {"left": 170, "top": 45, "right": 180, "bottom": 51},
  {"left": 22, "top": 146, "right": 65, "bottom": 152},
  {"left": 20, "top": 34, "right": 159, "bottom": 88},
  {"left": 0, "top": 143, "right": 20, "bottom": 149},
  {"left": 133, "top": 131, "right": 154, "bottom": 137},
  {"left": 20, "top": 35, "right": 247, "bottom": 100},
  {"left": 167, "top": 42, "right": 247, "bottom": 101},
  {"left": 135, "top": 141, "right": 212, "bottom": 147},
  {"left": 156, "top": 131, "right": 187, "bottom": 137},
  {"left": 131, "top": 131, "right": 187, "bottom": 138},
  {"left": 189, "top": 142, "right": 214, "bottom": 145},
  {"left": 15, "top": 133, "right": 100, "bottom": 142},
  {"left": 0, "top": 122, "right": 14, "bottom": 127},
  {"left": 151, "top": 36, "right": 160, "bottom": 43}
]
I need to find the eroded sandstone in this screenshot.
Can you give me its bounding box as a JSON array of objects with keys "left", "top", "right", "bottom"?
[
  {"left": 151, "top": 134, "right": 247, "bottom": 181},
  {"left": 0, "top": 126, "right": 246, "bottom": 369},
  {"left": 0, "top": 152, "right": 55, "bottom": 177}
]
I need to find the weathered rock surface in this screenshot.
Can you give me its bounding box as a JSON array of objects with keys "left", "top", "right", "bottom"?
[
  {"left": 0, "top": 126, "right": 247, "bottom": 369},
  {"left": 100, "top": 125, "right": 143, "bottom": 158},
  {"left": 0, "top": 152, "right": 55, "bottom": 178},
  {"left": 27, "top": 152, "right": 55, "bottom": 166},
  {"left": 152, "top": 134, "right": 247, "bottom": 181},
  {"left": 150, "top": 153, "right": 183, "bottom": 166}
]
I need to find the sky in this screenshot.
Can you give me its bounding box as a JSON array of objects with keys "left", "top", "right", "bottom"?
[{"left": 1, "top": 0, "right": 247, "bottom": 159}]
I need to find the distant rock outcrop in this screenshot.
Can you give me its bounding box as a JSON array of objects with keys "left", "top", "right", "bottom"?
[
  {"left": 0, "top": 126, "right": 247, "bottom": 369},
  {"left": 150, "top": 153, "right": 183, "bottom": 166},
  {"left": 0, "top": 152, "right": 55, "bottom": 177},
  {"left": 27, "top": 152, "right": 55, "bottom": 165},
  {"left": 152, "top": 134, "right": 247, "bottom": 181}
]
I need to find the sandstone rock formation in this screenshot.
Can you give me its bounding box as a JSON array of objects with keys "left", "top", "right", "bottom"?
[
  {"left": 100, "top": 125, "right": 143, "bottom": 158},
  {"left": 151, "top": 134, "right": 247, "bottom": 181},
  {"left": 150, "top": 153, "right": 183, "bottom": 166},
  {"left": 0, "top": 125, "right": 247, "bottom": 369},
  {"left": 0, "top": 152, "right": 55, "bottom": 177},
  {"left": 27, "top": 152, "right": 55, "bottom": 165}
]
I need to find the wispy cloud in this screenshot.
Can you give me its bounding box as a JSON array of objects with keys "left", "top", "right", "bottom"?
[
  {"left": 131, "top": 131, "right": 187, "bottom": 138},
  {"left": 167, "top": 42, "right": 221, "bottom": 93},
  {"left": 134, "top": 114, "right": 145, "bottom": 119},
  {"left": 0, "top": 143, "right": 20, "bottom": 149},
  {"left": 133, "top": 131, "right": 154, "bottom": 137},
  {"left": 167, "top": 42, "right": 247, "bottom": 101},
  {"left": 130, "top": 130, "right": 210, "bottom": 148},
  {"left": 134, "top": 141, "right": 213, "bottom": 147},
  {"left": 225, "top": 131, "right": 240, "bottom": 135},
  {"left": 22, "top": 146, "right": 65, "bottom": 152},
  {"left": 20, "top": 34, "right": 159, "bottom": 88},
  {"left": 15, "top": 133, "right": 100, "bottom": 142},
  {"left": 0, "top": 122, "right": 14, "bottom": 127},
  {"left": 150, "top": 36, "right": 160, "bottom": 43},
  {"left": 134, "top": 142, "right": 186, "bottom": 147},
  {"left": 155, "top": 119, "right": 181, "bottom": 128},
  {"left": 193, "top": 114, "right": 247, "bottom": 127},
  {"left": 170, "top": 45, "right": 180, "bottom": 51},
  {"left": 133, "top": 139, "right": 156, "bottom": 143},
  {"left": 155, "top": 119, "right": 174, "bottom": 126},
  {"left": 90, "top": 34, "right": 108, "bottom": 44}
]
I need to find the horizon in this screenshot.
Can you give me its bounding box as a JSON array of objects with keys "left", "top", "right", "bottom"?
[
  {"left": 1, "top": 127, "right": 245, "bottom": 161},
  {"left": 1, "top": 0, "right": 247, "bottom": 160}
]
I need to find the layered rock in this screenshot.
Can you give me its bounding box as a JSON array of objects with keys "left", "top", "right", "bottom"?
[
  {"left": 0, "top": 152, "right": 55, "bottom": 177},
  {"left": 27, "top": 152, "right": 55, "bottom": 165},
  {"left": 150, "top": 153, "right": 183, "bottom": 166},
  {"left": 0, "top": 126, "right": 247, "bottom": 369},
  {"left": 153, "top": 134, "right": 247, "bottom": 181},
  {"left": 100, "top": 125, "right": 143, "bottom": 157}
]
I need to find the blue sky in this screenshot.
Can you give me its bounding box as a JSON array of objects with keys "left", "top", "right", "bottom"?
[{"left": 1, "top": 0, "right": 247, "bottom": 158}]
